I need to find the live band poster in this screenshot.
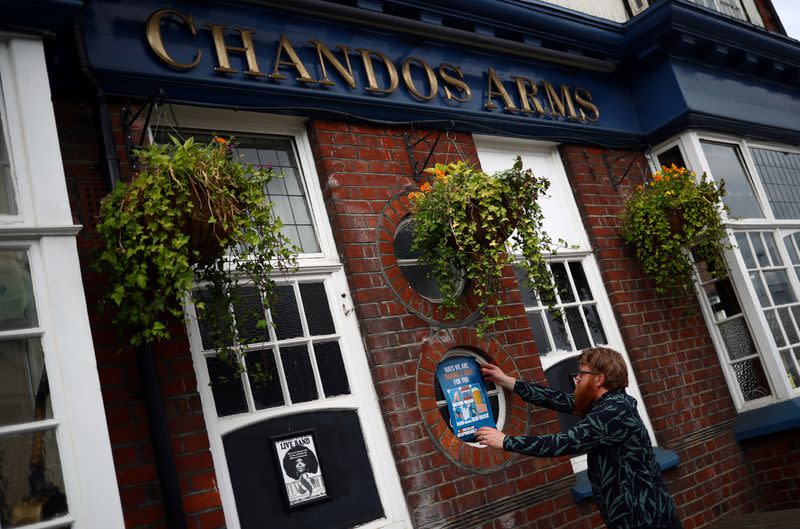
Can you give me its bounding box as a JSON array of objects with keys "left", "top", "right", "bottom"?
[
  {"left": 435, "top": 357, "right": 496, "bottom": 442},
  {"left": 271, "top": 430, "right": 329, "bottom": 509}
]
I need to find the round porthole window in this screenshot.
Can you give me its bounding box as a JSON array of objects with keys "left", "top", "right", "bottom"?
[
  {"left": 394, "top": 217, "right": 464, "bottom": 302},
  {"left": 433, "top": 349, "right": 506, "bottom": 447}
]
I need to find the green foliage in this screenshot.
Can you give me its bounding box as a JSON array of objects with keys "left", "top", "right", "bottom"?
[
  {"left": 96, "top": 136, "right": 297, "bottom": 382},
  {"left": 409, "top": 156, "right": 561, "bottom": 334},
  {"left": 619, "top": 164, "right": 731, "bottom": 297}
]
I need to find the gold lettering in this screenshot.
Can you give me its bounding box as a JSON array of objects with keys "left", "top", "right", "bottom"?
[
  {"left": 402, "top": 57, "right": 438, "bottom": 101},
  {"left": 309, "top": 40, "right": 355, "bottom": 88},
  {"left": 484, "top": 67, "right": 518, "bottom": 112},
  {"left": 574, "top": 88, "right": 600, "bottom": 122},
  {"left": 206, "top": 24, "right": 265, "bottom": 77},
  {"left": 145, "top": 9, "right": 201, "bottom": 70},
  {"left": 268, "top": 35, "right": 316, "bottom": 83},
  {"left": 357, "top": 49, "right": 399, "bottom": 94},
  {"left": 439, "top": 64, "right": 471, "bottom": 102},
  {"left": 512, "top": 76, "right": 546, "bottom": 116},
  {"left": 542, "top": 81, "right": 579, "bottom": 120}
]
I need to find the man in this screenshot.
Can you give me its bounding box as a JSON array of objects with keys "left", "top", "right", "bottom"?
[{"left": 477, "top": 347, "right": 681, "bottom": 529}]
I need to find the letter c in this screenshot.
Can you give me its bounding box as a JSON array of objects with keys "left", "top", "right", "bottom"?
[{"left": 145, "top": 8, "right": 202, "bottom": 70}]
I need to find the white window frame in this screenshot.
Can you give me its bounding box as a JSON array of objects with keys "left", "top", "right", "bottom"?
[
  {"left": 172, "top": 106, "right": 411, "bottom": 529},
  {"left": 652, "top": 131, "right": 800, "bottom": 411},
  {"left": 473, "top": 136, "right": 657, "bottom": 474},
  {"left": 0, "top": 36, "right": 124, "bottom": 528}
]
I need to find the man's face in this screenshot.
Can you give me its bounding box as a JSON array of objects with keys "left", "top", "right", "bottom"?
[{"left": 574, "top": 363, "right": 599, "bottom": 417}]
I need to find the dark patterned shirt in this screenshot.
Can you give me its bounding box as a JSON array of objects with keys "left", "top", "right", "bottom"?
[{"left": 503, "top": 381, "right": 677, "bottom": 529}]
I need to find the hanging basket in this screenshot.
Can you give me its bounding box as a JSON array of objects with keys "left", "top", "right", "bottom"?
[
  {"left": 666, "top": 209, "right": 683, "bottom": 236},
  {"left": 187, "top": 183, "right": 238, "bottom": 263},
  {"left": 451, "top": 199, "right": 520, "bottom": 251}
]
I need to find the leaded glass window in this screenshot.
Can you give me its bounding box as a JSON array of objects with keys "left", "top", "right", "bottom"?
[
  {"left": 516, "top": 259, "right": 608, "bottom": 355},
  {"left": 196, "top": 279, "right": 351, "bottom": 417}
]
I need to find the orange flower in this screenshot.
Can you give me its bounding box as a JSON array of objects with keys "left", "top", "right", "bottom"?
[
  {"left": 636, "top": 184, "right": 643, "bottom": 192},
  {"left": 653, "top": 172, "right": 663, "bottom": 182},
  {"left": 435, "top": 168, "right": 445, "bottom": 179},
  {"left": 420, "top": 182, "right": 432, "bottom": 192},
  {"left": 214, "top": 137, "right": 228, "bottom": 145}
]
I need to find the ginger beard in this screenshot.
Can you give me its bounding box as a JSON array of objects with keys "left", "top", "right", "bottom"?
[{"left": 574, "top": 377, "right": 597, "bottom": 417}]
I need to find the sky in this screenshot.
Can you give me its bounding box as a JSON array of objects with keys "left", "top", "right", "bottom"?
[{"left": 770, "top": 0, "right": 800, "bottom": 39}]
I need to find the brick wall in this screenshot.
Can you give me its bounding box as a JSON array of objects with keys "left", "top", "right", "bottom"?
[
  {"left": 54, "top": 99, "right": 223, "bottom": 529},
  {"left": 741, "top": 429, "right": 800, "bottom": 511},
  {"left": 307, "top": 120, "right": 606, "bottom": 529}
]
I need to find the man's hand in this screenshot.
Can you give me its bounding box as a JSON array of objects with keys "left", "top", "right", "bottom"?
[
  {"left": 480, "top": 363, "right": 516, "bottom": 391},
  {"left": 476, "top": 427, "right": 506, "bottom": 449}
]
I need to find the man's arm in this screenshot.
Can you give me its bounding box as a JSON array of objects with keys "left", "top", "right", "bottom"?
[
  {"left": 502, "top": 399, "right": 631, "bottom": 457},
  {"left": 514, "top": 381, "right": 575, "bottom": 414}
]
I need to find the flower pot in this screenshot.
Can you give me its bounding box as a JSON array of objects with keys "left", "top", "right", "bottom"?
[
  {"left": 461, "top": 199, "right": 520, "bottom": 250},
  {"left": 666, "top": 210, "right": 683, "bottom": 236}
]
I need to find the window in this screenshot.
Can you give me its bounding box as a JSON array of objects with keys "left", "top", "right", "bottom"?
[
  {"left": 393, "top": 217, "right": 464, "bottom": 302},
  {"left": 655, "top": 134, "right": 800, "bottom": 409},
  {"left": 174, "top": 106, "right": 409, "bottom": 529},
  {"left": 0, "top": 37, "right": 124, "bottom": 528},
  {"left": 433, "top": 350, "right": 506, "bottom": 443},
  {"left": 687, "top": 0, "right": 748, "bottom": 21}
]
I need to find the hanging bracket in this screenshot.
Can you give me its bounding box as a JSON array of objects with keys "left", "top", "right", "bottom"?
[
  {"left": 403, "top": 126, "right": 452, "bottom": 182},
  {"left": 120, "top": 89, "right": 169, "bottom": 171}
]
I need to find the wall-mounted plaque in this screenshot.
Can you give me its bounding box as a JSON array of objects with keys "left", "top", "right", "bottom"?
[{"left": 271, "top": 430, "right": 329, "bottom": 509}]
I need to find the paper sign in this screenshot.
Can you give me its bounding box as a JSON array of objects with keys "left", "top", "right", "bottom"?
[{"left": 435, "top": 357, "right": 495, "bottom": 442}]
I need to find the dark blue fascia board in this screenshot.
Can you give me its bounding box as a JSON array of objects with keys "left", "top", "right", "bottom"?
[
  {"left": 4, "top": 0, "right": 84, "bottom": 34},
  {"left": 735, "top": 396, "right": 800, "bottom": 442},
  {"left": 571, "top": 447, "right": 679, "bottom": 503},
  {"left": 626, "top": 0, "right": 800, "bottom": 71}
]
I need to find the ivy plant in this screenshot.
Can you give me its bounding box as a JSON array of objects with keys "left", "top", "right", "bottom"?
[
  {"left": 409, "top": 156, "right": 563, "bottom": 334},
  {"left": 619, "top": 164, "right": 731, "bottom": 297},
  {"left": 96, "top": 136, "right": 297, "bottom": 382}
]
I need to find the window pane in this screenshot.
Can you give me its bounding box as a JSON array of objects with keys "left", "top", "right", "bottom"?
[
  {"left": 750, "top": 234, "right": 770, "bottom": 268},
  {"left": 246, "top": 348, "right": 284, "bottom": 410},
  {"left": 583, "top": 305, "right": 607, "bottom": 345},
  {"left": 0, "top": 109, "right": 17, "bottom": 214},
  {"left": 765, "top": 310, "right": 786, "bottom": 347},
  {"left": 0, "top": 339, "right": 50, "bottom": 428},
  {"left": 515, "top": 266, "right": 539, "bottom": 307},
  {"left": 0, "top": 250, "right": 38, "bottom": 331},
  {"left": 526, "top": 311, "right": 551, "bottom": 354},
  {"left": 394, "top": 220, "right": 419, "bottom": 259},
  {"left": 568, "top": 262, "right": 593, "bottom": 301},
  {"left": 788, "top": 349, "right": 800, "bottom": 389},
  {"left": 731, "top": 359, "right": 772, "bottom": 401},
  {"left": 718, "top": 317, "right": 757, "bottom": 361},
  {"left": 313, "top": 341, "right": 350, "bottom": 397},
  {"left": 551, "top": 263, "right": 575, "bottom": 303},
  {"left": 399, "top": 264, "right": 443, "bottom": 301},
  {"left": 752, "top": 148, "right": 800, "bottom": 220},
  {"left": 299, "top": 283, "right": 335, "bottom": 336},
  {"left": 750, "top": 272, "right": 769, "bottom": 307},
  {"left": 736, "top": 233, "right": 756, "bottom": 269},
  {"left": 232, "top": 286, "right": 267, "bottom": 345},
  {"left": 565, "top": 307, "right": 590, "bottom": 350},
  {"left": 271, "top": 285, "right": 303, "bottom": 341},
  {"left": 763, "top": 270, "right": 795, "bottom": 305},
  {"left": 545, "top": 310, "right": 571, "bottom": 351},
  {"left": 701, "top": 141, "right": 763, "bottom": 218},
  {"left": 207, "top": 357, "right": 247, "bottom": 417},
  {"left": 778, "top": 307, "right": 799, "bottom": 344},
  {"left": 704, "top": 279, "right": 741, "bottom": 321},
  {"left": 0, "top": 429, "right": 68, "bottom": 525},
  {"left": 656, "top": 145, "right": 686, "bottom": 170},
  {"left": 194, "top": 289, "right": 234, "bottom": 350},
  {"left": 280, "top": 345, "right": 318, "bottom": 403}
]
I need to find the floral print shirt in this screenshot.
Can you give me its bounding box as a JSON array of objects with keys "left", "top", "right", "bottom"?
[{"left": 503, "top": 381, "right": 677, "bottom": 529}]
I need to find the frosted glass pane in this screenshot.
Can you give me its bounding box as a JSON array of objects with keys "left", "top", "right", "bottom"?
[
  {"left": 0, "top": 339, "right": 50, "bottom": 428},
  {"left": 784, "top": 349, "right": 800, "bottom": 389},
  {"left": 779, "top": 307, "right": 799, "bottom": 345},
  {"left": 731, "top": 359, "right": 772, "bottom": 401},
  {"left": 0, "top": 250, "right": 38, "bottom": 331},
  {"left": 718, "top": 318, "right": 757, "bottom": 361},
  {"left": 765, "top": 310, "right": 786, "bottom": 347}
]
